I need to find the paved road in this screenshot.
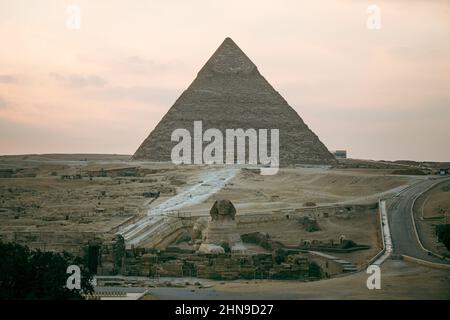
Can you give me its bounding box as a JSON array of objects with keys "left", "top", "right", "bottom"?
[{"left": 387, "top": 177, "right": 450, "bottom": 264}]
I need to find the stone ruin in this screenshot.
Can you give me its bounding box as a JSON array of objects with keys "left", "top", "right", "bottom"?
[{"left": 197, "top": 200, "right": 246, "bottom": 254}]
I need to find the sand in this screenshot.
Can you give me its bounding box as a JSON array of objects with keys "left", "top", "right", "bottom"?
[{"left": 141, "top": 260, "right": 450, "bottom": 300}]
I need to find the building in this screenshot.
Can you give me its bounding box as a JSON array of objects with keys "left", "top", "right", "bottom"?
[{"left": 333, "top": 150, "right": 347, "bottom": 159}]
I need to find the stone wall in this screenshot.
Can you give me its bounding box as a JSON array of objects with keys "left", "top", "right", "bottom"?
[
  {"left": 137, "top": 217, "right": 194, "bottom": 248},
  {"left": 98, "top": 247, "right": 313, "bottom": 281},
  {"left": 236, "top": 204, "right": 373, "bottom": 226},
  {"left": 306, "top": 253, "right": 344, "bottom": 277}
]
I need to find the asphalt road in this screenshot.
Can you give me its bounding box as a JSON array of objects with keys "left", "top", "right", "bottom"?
[{"left": 387, "top": 177, "right": 450, "bottom": 264}]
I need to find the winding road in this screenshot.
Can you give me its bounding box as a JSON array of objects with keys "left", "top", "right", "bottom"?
[{"left": 387, "top": 177, "right": 450, "bottom": 264}]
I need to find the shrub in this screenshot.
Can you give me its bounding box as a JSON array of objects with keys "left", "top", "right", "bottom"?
[
  {"left": 273, "top": 248, "right": 289, "bottom": 264},
  {"left": 113, "top": 235, "right": 126, "bottom": 274},
  {"left": 436, "top": 224, "right": 450, "bottom": 250},
  {"left": 220, "top": 242, "right": 231, "bottom": 253},
  {"left": 340, "top": 239, "right": 358, "bottom": 249},
  {"left": 308, "top": 261, "right": 322, "bottom": 278},
  {"left": 303, "top": 202, "right": 317, "bottom": 207}
]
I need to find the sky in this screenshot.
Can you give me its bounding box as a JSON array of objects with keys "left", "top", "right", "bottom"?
[{"left": 0, "top": 0, "right": 449, "bottom": 161}]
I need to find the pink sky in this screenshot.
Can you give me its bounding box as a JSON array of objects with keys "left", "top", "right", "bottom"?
[{"left": 0, "top": 0, "right": 449, "bottom": 161}]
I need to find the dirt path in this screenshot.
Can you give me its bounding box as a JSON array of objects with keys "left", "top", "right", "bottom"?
[{"left": 148, "top": 168, "right": 238, "bottom": 215}]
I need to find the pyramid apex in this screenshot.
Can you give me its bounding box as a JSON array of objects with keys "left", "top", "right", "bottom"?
[
  {"left": 223, "top": 37, "right": 234, "bottom": 43},
  {"left": 199, "top": 37, "right": 256, "bottom": 75}
]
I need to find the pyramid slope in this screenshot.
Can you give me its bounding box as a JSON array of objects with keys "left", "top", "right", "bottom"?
[{"left": 133, "top": 38, "right": 336, "bottom": 166}]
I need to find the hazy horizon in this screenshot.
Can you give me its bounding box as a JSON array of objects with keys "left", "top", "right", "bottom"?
[{"left": 1, "top": 0, "right": 449, "bottom": 162}]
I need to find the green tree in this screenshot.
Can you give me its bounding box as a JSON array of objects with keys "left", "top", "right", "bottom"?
[
  {"left": 113, "top": 235, "right": 126, "bottom": 274},
  {"left": 308, "top": 261, "right": 322, "bottom": 279},
  {"left": 220, "top": 242, "right": 231, "bottom": 253},
  {"left": 436, "top": 224, "right": 450, "bottom": 250},
  {"left": 273, "top": 248, "right": 288, "bottom": 264},
  {"left": 0, "top": 241, "right": 93, "bottom": 299}
]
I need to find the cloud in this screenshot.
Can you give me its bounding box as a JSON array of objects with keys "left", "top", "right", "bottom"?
[
  {"left": 0, "top": 75, "right": 17, "bottom": 83},
  {"left": 119, "top": 55, "right": 181, "bottom": 75},
  {"left": 91, "top": 85, "right": 180, "bottom": 106},
  {"left": 127, "top": 56, "right": 158, "bottom": 65},
  {"left": 46, "top": 69, "right": 179, "bottom": 106},
  {"left": 49, "top": 73, "right": 107, "bottom": 87}
]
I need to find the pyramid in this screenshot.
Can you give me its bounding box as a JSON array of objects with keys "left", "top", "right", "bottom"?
[{"left": 133, "top": 38, "right": 336, "bottom": 166}]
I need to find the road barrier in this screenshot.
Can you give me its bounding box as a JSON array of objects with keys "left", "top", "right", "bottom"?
[
  {"left": 402, "top": 255, "right": 450, "bottom": 271},
  {"left": 369, "top": 199, "right": 392, "bottom": 266},
  {"left": 410, "top": 178, "right": 450, "bottom": 262}
]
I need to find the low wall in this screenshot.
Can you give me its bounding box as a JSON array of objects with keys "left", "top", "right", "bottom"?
[
  {"left": 138, "top": 217, "right": 194, "bottom": 248},
  {"left": 0, "top": 231, "right": 102, "bottom": 254},
  {"left": 402, "top": 255, "right": 450, "bottom": 271},
  {"left": 306, "top": 253, "right": 343, "bottom": 277},
  {"left": 103, "top": 249, "right": 312, "bottom": 280},
  {"left": 236, "top": 204, "right": 375, "bottom": 225}
]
